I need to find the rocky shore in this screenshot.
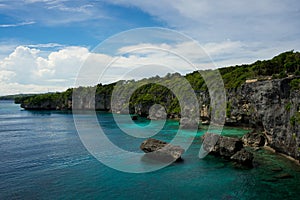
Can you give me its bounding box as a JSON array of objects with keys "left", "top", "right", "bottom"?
[
  {"left": 19, "top": 77, "right": 300, "bottom": 163},
  {"left": 201, "top": 133, "right": 255, "bottom": 167},
  {"left": 140, "top": 132, "right": 269, "bottom": 168}
]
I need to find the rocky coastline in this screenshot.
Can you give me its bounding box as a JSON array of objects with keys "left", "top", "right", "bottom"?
[{"left": 18, "top": 76, "right": 300, "bottom": 163}]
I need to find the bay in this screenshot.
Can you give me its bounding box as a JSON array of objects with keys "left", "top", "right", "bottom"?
[{"left": 0, "top": 100, "right": 300, "bottom": 199}]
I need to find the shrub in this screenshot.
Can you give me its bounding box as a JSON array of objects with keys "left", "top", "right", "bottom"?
[
  {"left": 290, "top": 112, "right": 300, "bottom": 126},
  {"left": 290, "top": 78, "right": 300, "bottom": 90},
  {"left": 285, "top": 102, "right": 292, "bottom": 111}
]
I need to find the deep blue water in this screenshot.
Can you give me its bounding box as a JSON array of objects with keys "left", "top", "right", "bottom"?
[{"left": 1, "top": 100, "right": 300, "bottom": 199}]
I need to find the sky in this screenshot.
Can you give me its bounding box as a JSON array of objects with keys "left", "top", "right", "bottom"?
[{"left": 0, "top": 0, "right": 299, "bottom": 95}]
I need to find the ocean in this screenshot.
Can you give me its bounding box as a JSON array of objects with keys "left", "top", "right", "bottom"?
[{"left": 0, "top": 100, "right": 300, "bottom": 199}]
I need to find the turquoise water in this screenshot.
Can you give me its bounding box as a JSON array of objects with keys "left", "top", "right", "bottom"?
[{"left": 1, "top": 101, "right": 300, "bottom": 199}]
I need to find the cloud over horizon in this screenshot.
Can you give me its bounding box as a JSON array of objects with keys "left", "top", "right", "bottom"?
[
  {"left": 0, "top": 0, "right": 299, "bottom": 95},
  {"left": 1, "top": 39, "right": 296, "bottom": 95}
]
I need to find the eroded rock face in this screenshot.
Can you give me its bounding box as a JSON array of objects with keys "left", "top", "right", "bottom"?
[
  {"left": 242, "top": 132, "right": 266, "bottom": 147},
  {"left": 218, "top": 136, "right": 244, "bottom": 157},
  {"left": 230, "top": 149, "right": 254, "bottom": 167},
  {"left": 202, "top": 133, "right": 243, "bottom": 157},
  {"left": 20, "top": 76, "right": 300, "bottom": 162},
  {"left": 202, "top": 133, "right": 253, "bottom": 167},
  {"left": 226, "top": 78, "right": 300, "bottom": 161},
  {"left": 140, "top": 138, "right": 185, "bottom": 162}
]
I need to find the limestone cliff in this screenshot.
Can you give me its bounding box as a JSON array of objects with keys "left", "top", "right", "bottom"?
[
  {"left": 18, "top": 77, "right": 300, "bottom": 162},
  {"left": 225, "top": 77, "right": 300, "bottom": 161}
]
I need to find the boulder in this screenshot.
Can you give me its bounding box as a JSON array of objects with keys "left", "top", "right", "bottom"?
[
  {"left": 242, "top": 132, "right": 266, "bottom": 147},
  {"left": 230, "top": 149, "right": 254, "bottom": 167},
  {"left": 218, "top": 136, "right": 244, "bottom": 157},
  {"left": 202, "top": 133, "right": 243, "bottom": 157},
  {"left": 140, "top": 138, "right": 184, "bottom": 162},
  {"left": 202, "top": 133, "right": 253, "bottom": 167}
]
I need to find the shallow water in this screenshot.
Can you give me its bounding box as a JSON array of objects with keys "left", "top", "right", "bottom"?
[{"left": 0, "top": 100, "right": 299, "bottom": 199}]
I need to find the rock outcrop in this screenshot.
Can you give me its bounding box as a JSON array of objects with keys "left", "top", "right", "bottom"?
[
  {"left": 242, "top": 131, "right": 266, "bottom": 147},
  {"left": 202, "top": 133, "right": 243, "bottom": 157},
  {"left": 226, "top": 77, "right": 300, "bottom": 162},
  {"left": 202, "top": 133, "right": 254, "bottom": 167},
  {"left": 230, "top": 149, "right": 254, "bottom": 167},
  {"left": 140, "top": 138, "right": 185, "bottom": 162}
]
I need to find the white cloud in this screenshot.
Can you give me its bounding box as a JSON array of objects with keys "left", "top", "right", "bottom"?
[
  {"left": 114, "top": 40, "right": 246, "bottom": 68},
  {"left": 0, "top": 43, "right": 20, "bottom": 60},
  {"left": 26, "top": 43, "right": 65, "bottom": 48},
  {"left": 0, "top": 37, "right": 299, "bottom": 95},
  {"left": 0, "top": 45, "right": 90, "bottom": 95},
  {"left": 0, "top": 70, "right": 15, "bottom": 82},
  {"left": 0, "top": 0, "right": 108, "bottom": 26},
  {"left": 109, "top": 0, "right": 300, "bottom": 39},
  {"left": 0, "top": 42, "right": 208, "bottom": 95},
  {"left": 0, "top": 21, "right": 35, "bottom": 28},
  {"left": 0, "top": 82, "right": 67, "bottom": 95}
]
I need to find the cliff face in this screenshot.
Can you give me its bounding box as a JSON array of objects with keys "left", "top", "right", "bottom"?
[
  {"left": 21, "top": 98, "right": 72, "bottom": 110},
  {"left": 19, "top": 77, "right": 300, "bottom": 161},
  {"left": 226, "top": 78, "right": 300, "bottom": 161},
  {"left": 21, "top": 93, "right": 111, "bottom": 111},
  {"left": 107, "top": 77, "right": 300, "bottom": 161}
]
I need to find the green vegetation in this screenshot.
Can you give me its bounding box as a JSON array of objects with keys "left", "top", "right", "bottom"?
[
  {"left": 290, "top": 78, "right": 300, "bottom": 90},
  {"left": 21, "top": 92, "right": 70, "bottom": 109},
  {"left": 226, "top": 102, "right": 232, "bottom": 118},
  {"left": 18, "top": 51, "right": 300, "bottom": 114},
  {"left": 285, "top": 102, "right": 292, "bottom": 111},
  {"left": 219, "top": 50, "right": 300, "bottom": 87},
  {"left": 290, "top": 112, "right": 300, "bottom": 126},
  {"left": 0, "top": 94, "right": 36, "bottom": 102}
]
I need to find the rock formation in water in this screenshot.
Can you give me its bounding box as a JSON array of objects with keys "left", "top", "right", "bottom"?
[
  {"left": 202, "top": 133, "right": 254, "bottom": 167},
  {"left": 140, "top": 138, "right": 185, "bottom": 162},
  {"left": 242, "top": 131, "right": 266, "bottom": 148}
]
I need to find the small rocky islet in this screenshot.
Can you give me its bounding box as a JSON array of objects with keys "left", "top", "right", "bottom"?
[
  {"left": 140, "top": 138, "right": 185, "bottom": 162},
  {"left": 139, "top": 131, "right": 296, "bottom": 184},
  {"left": 139, "top": 132, "right": 262, "bottom": 168}
]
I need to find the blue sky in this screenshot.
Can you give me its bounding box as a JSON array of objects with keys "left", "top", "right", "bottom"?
[{"left": 0, "top": 0, "right": 299, "bottom": 95}]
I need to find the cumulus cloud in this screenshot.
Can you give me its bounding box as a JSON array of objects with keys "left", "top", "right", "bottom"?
[
  {"left": 0, "top": 45, "right": 91, "bottom": 95},
  {"left": 0, "top": 41, "right": 218, "bottom": 95},
  {"left": 0, "top": 37, "right": 298, "bottom": 95}
]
